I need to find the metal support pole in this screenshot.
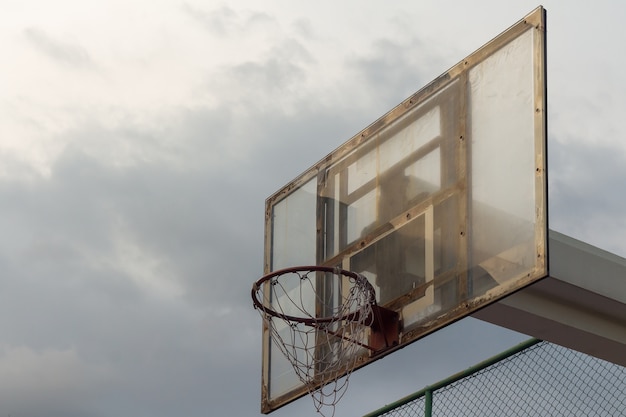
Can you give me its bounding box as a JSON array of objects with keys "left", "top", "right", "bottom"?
[{"left": 424, "top": 389, "right": 433, "bottom": 417}]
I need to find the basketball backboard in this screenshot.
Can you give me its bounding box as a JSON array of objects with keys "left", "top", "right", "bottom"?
[{"left": 257, "top": 6, "right": 547, "bottom": 414}]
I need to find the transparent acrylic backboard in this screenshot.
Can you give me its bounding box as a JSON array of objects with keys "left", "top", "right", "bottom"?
[{"left": 259, "top": 6, "right": 547, "bottom": 413}]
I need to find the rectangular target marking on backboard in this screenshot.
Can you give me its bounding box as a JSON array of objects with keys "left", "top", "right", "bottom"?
[{"left": 259, "top": 6, "right": 547, "bottom": 413}]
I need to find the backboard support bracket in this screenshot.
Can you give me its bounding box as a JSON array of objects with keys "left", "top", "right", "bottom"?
[{"left": 369, "top": 305, "right": 400, "bottom": 353}]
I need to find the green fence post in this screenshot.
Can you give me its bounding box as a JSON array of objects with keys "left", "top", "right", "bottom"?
[{"left": 424, "top": 388, "right": 432, "bottom": 417}]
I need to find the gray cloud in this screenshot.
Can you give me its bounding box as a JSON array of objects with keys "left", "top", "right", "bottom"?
[
  {"left": 182, "top": 3, "right": 276, "bottom": 37},
  {"left": 0, "top": 138, "right": 252, "bottom": 415},
  {"left": 549, "top": 138, "right": 626, "bottom": 255},
  {"left": 182, "top": 4, "right": 237, "bottom": 36},
  {"left": 347, "top": 36, "right": 450, "bottom": 108},
  {"left": 205, "top": 37, "right": 314, "bottom": 117},
  {"left": 24, "top": 27, "right": 94, "bottom": 69},
  {"left": 292, "top": 18, "right": 314, "bottom": 40}
]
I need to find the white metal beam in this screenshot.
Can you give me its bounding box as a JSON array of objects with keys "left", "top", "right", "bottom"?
[{"left": 473, "top": 230, "right": 626, "bottom": 366}]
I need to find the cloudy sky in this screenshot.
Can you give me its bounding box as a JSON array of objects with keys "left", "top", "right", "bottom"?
[{"left": 1, "top": 1, "right": 626, "bottom": 416}]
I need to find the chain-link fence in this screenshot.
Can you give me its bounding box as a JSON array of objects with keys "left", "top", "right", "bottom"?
[{"left": 364, "top": 339, "right": 626, "bottom": 417}]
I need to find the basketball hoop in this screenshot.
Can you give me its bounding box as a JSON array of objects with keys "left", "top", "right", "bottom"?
[{"left": 252, "top": 266, "right": 399, "bottom": 416}]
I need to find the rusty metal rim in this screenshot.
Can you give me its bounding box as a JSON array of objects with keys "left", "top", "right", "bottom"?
[{"left": 251, "top": 265, "right": 376, "bottom": 324}]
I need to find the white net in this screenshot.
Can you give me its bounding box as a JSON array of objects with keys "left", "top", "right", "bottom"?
[{"left": 254, "top": 267, "right": 377, "bottom": 417}]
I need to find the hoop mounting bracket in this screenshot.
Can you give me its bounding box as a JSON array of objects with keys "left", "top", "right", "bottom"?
[{"left": 369, "top": 305, "right": 400, "bottom": 353}]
